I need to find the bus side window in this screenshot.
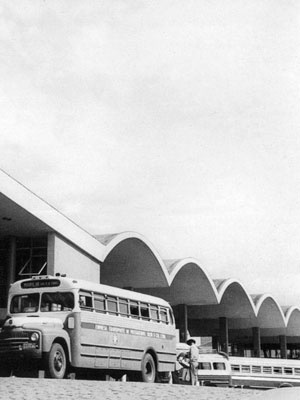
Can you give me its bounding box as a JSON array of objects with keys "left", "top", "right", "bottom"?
[
  {"left": 130, "top": 301, "right": 139, "bottom": 319},
  {"left": 79, "top": 291, "right": 93, "bottom": 310},
  {"left": 119, "top": 298, "right": 129, "bottom": 317},
  {"left": 199, "top": 362, "right": 212, "bottom": 370},
  {"left": 159, "top": 307, "right": 168, "bottom": 324},
  {"left": 263, "top": 366, "right": 272, "bottom": 374},
  {"left": 252, "top": 365, "right": 261, "bottom": 374},
  {"left": 241, "top": 365, "right": 250, "bottom": 373},
  {"left": 294, "top": 368, "right": 300, "bottom": 375},
  {"left": 107, "top": 296, "right": 118, "bottom": 315},
  {"left": 140, "top": 303, "right": 150, "bottom": 320},
  {"left": 284, "top": 367, "right": 293, "bottom": 375},
  {"left": 94, "top": 294, "right": 105, "bottom": 313},
  {"left": 169, "top": 308, "right": 175, "bottom": 325},
  {"left": 150, "top": 305, "right": 159, "bottom": 322},
  {"left": 213, "top": 362, "right": 225, "bottom": 370}
]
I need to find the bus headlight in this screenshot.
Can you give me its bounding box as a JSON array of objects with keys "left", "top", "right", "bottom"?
[{"left": 30, "top": 332, "right": 39, "bottom": 342}]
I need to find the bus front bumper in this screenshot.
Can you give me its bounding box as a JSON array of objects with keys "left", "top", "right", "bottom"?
[{"left": 0, "top": 330, "right": 42, "bottom": 361}]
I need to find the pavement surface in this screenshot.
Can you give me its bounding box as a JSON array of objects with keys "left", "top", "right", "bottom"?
[{"left": 0, "top": 378, "right": 264, "bottom": 400}]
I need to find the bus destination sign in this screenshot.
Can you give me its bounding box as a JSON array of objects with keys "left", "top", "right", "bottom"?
[{"left": 21, "top": 279, "right": 61, "bottom": 289}]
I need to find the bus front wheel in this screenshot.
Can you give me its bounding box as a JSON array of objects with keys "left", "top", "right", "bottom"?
[
  {"left": 141, "top": 353, "right": 156, "bottom": 383},
  {"left": 46, "top": 343, "right": 67, "bottom": 379}
]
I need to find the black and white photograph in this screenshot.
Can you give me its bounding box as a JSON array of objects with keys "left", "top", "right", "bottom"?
[{"left": 0, "top": 1, "right": 300, "bottom": 399}]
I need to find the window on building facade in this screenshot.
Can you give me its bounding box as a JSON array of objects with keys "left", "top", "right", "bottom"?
[{"left": 16, "top": 237, "right": 47, "bottom": 279}]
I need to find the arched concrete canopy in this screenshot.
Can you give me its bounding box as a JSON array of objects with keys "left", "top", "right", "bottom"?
[
  {"left": 255, "top": 294, "right": 286, "bottom": 331},
  {"left": 138, "top": 258, "right": 219, "bottom": 305},
  {"left": 97, "top": 232, "right": 169, "bottom": 288},
  {"left": 3, "top": 168, "right": 300, "bottom": 341},
  {"left": 168, "top": 259, "right": 219, "bottom": 305},
  {"left": 285, "top": 307, "right": 300, "bottom": 336},
  {"left": 217, "top": 280, "right": 256, "bottom": 316},
  {"left": 189, "top": 279, "right": 255, "bottom": 320},
  {"left": 188, "top": 279, "right": 257, "bottom": 337},
  {"left": 99, "top": 238, "right": 300, "bottom": 340}
]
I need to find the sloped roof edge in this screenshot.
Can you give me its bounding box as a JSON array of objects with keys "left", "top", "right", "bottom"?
[{"left": 0, "top": 169, "right": 105, "bottom": 262}]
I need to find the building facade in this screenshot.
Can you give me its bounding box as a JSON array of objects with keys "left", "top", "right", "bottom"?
[{"left": 1, "top": 168, "right": 300, "bottom": 359}]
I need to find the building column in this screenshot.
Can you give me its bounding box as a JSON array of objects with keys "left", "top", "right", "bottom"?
[
  {"left": 279, "top": 335, "right": 287, "bottom": 359},
  {"left": 178, "top": 304, "right": 188, "bottom": 343},
  {"left": 8, "top": 237, "right": 16, "bottom": 284},
  {"left": 212, "top": 336, "right": 219, "bottom": 351},
  {"left": 47, "top": 233, "right": 55, "bottom": 276},
  {"left": 219, "top": 317, "right": 229, "bottom": 354},
  {"left": 237, "top": 344, "right": 245, "bottom": 357},
  {"left": 252, "top": 327, "right": 261, "bottom": 358}
]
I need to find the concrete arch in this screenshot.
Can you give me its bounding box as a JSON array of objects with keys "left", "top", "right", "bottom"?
[
  {"left": 255, "top": 294, "right": 286, "bottom": 329},
  {"left": 165, "top": 258, "right": 219, "bottom": 306},
  {"left": 188, "top": 279, "right": 257, "bottom": 334},
  {"left": 285, "top": 306, "right": 300, "bottom": 336},
  {"left": 134, "top": 258, "right": 219, "bottom": 306},
  {"left": 4, "top": 167, "right": 300, "bottom": 345},
  {"left": 96, "top": 232, "right": 300, "bottom": 340},
  {"left": 285, "top": 305, "right": 300, "bottom": 322},
  {"left": 216, "top": 279, "right": 257, "bottom": 321},
  {"left": 97, "top": 231, "right": 170, "bottom": 288}
]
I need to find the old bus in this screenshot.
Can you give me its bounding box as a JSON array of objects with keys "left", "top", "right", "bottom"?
[
  {"left": 174, "top": 345, "right": 300, "bottom": 388},
  {"left": 230, "top": 356, "right": 300, "bottom": 389},
  {"left": 0, "top": 275, "right": 177, "bottom": 381},
  {"left": 173, "top": 343, "right": 231, "bottom": 386}
]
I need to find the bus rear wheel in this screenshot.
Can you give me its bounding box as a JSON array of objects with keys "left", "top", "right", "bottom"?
[
  {"left": 46, "top": 343, "right": 67, "bottom": 379},
  {"left": 279, "top": 383, "right": 293, "bottom": 388},
  {"left": 141, "top": 353, "right": 156, "bottom": 383}
]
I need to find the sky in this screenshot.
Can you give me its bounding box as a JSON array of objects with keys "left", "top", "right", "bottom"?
[{"left": 0, "top": 0, "right": 300, "bottom": 305}]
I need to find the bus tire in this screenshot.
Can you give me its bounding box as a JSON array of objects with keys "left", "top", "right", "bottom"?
[
  {"left": 279, "top": 383, "right": 293, "bottom": 388},
  {"left": 46, "top": 343, "right": 67, "bottom": 379},
  {"left": 0, "top": 366, "right": 11, "bottom": 377},
  {"left": 171, "top": 371, "right": 180, "bottom": 384},
  {"left": 141, "top": 353, "right": 156, "bottom": 383}
]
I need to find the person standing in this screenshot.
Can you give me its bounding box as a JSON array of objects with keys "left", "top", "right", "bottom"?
[{"left": 186, "top": 338, "right": 199, "bottom": 386}]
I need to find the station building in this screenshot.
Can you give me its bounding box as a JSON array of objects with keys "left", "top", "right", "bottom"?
[{"left": 1, "top": 169, "right": 300, "bottom": 359}]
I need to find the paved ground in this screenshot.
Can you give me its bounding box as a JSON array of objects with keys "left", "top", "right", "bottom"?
[{"left": 0, "top": 378, "right": 264, "bottom": 400}]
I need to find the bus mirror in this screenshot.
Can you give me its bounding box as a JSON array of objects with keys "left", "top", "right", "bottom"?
[{"left": 68, "top": 317, "right": 75, "bottom": 329}]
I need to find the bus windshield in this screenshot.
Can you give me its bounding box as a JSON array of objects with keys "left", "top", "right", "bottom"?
[
  {"left": 10, "top": 292, "right": 74, "bottom": 313},
  {"left": 10, "top": 293, "right": 39, "bottom": 313},
  {"left": 41, "top": 292, "right": 74, "bottom": 312}
]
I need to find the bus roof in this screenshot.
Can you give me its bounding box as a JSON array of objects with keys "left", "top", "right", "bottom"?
[{"left": 9, "top": 275, "right": 171, "bottom": 308}]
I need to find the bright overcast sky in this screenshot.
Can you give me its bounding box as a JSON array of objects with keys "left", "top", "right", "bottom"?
[{"left": 0, "top": 1, "right": 300, "bottom": 305}]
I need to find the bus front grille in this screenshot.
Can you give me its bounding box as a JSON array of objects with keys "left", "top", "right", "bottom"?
[{"left": 0, "top": 331, "right": 30, "bottom": 353}]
